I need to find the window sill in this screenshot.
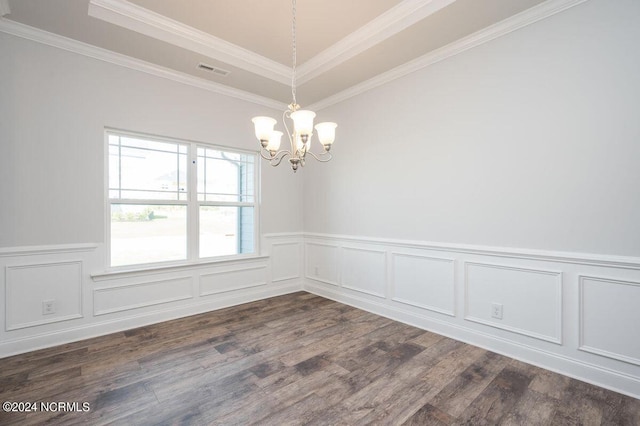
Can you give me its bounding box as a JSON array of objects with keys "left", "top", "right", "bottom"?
[{"left": 91, "top": 255, "right": 269, "bottom": 282}]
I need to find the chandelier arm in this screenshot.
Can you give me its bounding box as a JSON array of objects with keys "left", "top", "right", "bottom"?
[
  {"left": 305, "top": 150, "right": 333, "bottom": 163},
  {"left": 260, "top": 148, "right": 291, "bottom": 162},
  {"left": 269, "top": 151, "right": 287, "bottom": 167},
  {"left": 269, "top": 150, "right": 291, "bottom": 167},
  {"left": 259, "top": 149, "right": 275, "bottom": 161}
]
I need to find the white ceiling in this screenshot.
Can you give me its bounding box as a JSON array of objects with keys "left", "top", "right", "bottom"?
[{"left": 1, "top": 0, "right": 584, "bottom": 109}]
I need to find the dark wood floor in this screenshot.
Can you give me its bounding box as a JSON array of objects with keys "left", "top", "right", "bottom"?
[{"left": 1, "top": 292, "right": 638, "bottom": 425}]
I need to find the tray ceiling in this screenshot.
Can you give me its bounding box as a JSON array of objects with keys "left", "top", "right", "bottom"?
[{"left": 1, "top": 0, "right": 584, "bottom": 109}]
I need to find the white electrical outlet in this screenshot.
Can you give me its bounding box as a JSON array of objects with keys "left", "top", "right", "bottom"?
[
  {"left": 491, "top": 303, "right": 503, "bottom": 319},
  {"left": 314, "top": 266, "right": 319, "bottom": 276},
  {"left": 42, "top": 300, "right": 56, "bottom": 315}
]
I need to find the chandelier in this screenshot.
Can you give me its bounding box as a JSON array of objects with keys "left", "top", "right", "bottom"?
[{"left": 251, "top": 0, "right": 337, "bottom": 172}]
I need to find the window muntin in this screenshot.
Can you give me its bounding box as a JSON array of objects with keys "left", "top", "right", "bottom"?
[
  {"left": 107, "top": 131, "right": 257, "bottom": 268},
  {"left": 197, "top": 147, "right": 255, "bottom": 203},
  {"left": 109, "top": 135, "right": 188, "bottom": 201}
]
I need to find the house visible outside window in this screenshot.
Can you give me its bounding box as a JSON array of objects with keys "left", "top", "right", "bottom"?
[{"left": 107, "top": 130, "right": 257, "bottom": 268}]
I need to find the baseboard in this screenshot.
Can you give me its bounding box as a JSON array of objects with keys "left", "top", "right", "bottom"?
[
  {"left": 304, "top": 281, "right": 640, "bottom": 400},
  {"left": 0, "top": 281, "right": 302, "bottom": 359}
]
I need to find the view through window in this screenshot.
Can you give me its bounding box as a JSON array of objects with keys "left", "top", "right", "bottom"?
[{"left": 108, "top": 131, "right": 256, "bottom": 267}]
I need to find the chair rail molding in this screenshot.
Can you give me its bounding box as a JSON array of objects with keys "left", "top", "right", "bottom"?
[{"left": 302, "top": 232, "right": 640, "bottom": 399}]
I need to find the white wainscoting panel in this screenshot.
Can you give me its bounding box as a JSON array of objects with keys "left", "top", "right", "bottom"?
[
  {"left": 5, "top": 261, "right": 83, "bottom": 330},
  {"left": 580, "top": 276, "right": 640, "bottom": 366},
  {"left": 305, "top": 242, "right": 339, "bottom": 285},
  {"left": 200, "top": 265, "right": 267, "bottom": 296},
  {"left": 302, "top": 233, "right": 640, "bottom": 398},
  {"left": 271, "top": 242, "right": 301, "bottom": 282},
  {"left": 464, "top": 262, "right": 562, "bottom": 344},
  {"left": 341, "top": 247, "right": 386, "bottom": 298},
  {"left": 94, "top": 276, "right": 193, "bottom": 315},
  {"left": 391, "top": 253, "right": 455, "bottom": 316}
]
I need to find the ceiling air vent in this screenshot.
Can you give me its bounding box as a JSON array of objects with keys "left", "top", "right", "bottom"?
[{"left": 197, "top": 63, "right": 230, "bottom": 77}]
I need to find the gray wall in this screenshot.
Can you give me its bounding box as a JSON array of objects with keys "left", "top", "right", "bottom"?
[
  {"left": 303, "top": 0, "right": 640, "bottom": 257},
  {"left": 0, "top": 32, "right": 302, "bottom": 248}
]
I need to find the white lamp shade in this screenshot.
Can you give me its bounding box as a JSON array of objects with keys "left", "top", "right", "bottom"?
[
  {"left": 290, "top": 110, "right": 316, "bottom": 135},
  {"left": 251, "top": 116, "right": 277, "bottom": 140},
  {"left": 314, "top": 122, "right": 337, "bottom": 145},
  {"left": 267, "top": 131, "right": 283, "bottom": 151}
]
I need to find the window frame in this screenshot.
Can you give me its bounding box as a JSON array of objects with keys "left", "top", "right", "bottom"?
[{"left": 104, "top": 128, "right": 260, "bottom": 271}]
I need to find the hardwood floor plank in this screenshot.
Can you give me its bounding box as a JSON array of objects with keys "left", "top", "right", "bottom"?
[
  {"left": 403, "top": 403, "right": 456, "bottom": 426},
  {"left": 499, "top": 388, "right": 557, "bottom": 426},
  {"left": 428, "top": 351, "right": 508, "bottom": 418},
  {"left": 0, "top": 291, "right": 638, "bottom": 425},
  {"left": 253, "top": 393, "right": 331, "bottom": 426},
  {"left": 454, "top": 365, "right": 533, "bottom": 425}
]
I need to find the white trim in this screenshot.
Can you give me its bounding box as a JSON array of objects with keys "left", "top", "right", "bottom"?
[
  {"left": 0, "top": 243, "right": 98, "bottom": 257},
  {"left": 463, "top": 261, "right": 563, "bottom": 345},
  {"left": 5, "top": 313, "right": 83, "bottom": 332},
  {"left": 0, "top": 18, "right": 287, "bottom": 110},
  {"left": 263, "top": 232, "right": 305, "bottom": 239},
  {"left": 390, "top": 252, "right": 456, "bottom": 317},
  {"left": 304, "top": 241, "right": 340, "bottom": 286},
  {"left": 303, "top": 232, "right": 640, "bottom": 270},
  {"left": 198, "top": 265, "right": 268, "bottom": 297},
  {"left": 0, "top": 280, "right": 302, "bottom": 359},
  {"left": 91, "top": 255, "right": 269, "bottom": 281},
  {"left": 0, "top": 0, "right": 10, "bottom": 17},
  {"left": 86, "top": 0, "right": 457, "bottom": 86},
  {"left": 0, "top": 0, "right": 589, "bottom": 110},
  {"left": 87, "top": 0, "right": 291, "bottom": 85},
  {"left": 296, "top": 0, "right": 456, "bottom": 84},
  {"left": 102, "top": 128, "right": 262, "bottom": 275},
  {"left": 270, "top": 241, "right": 302, "bottom": 283},
  {"left": 340, "top": 246, "right": 387, "bottom": 298},
  {"left": 270, "top": 241, "right": 301, "bottom": 249},
  {"left": 93, "top": 276, "right": 194, "bottom": 316},
  {"left": 5, "top": 260, "right": 84, "bottom": 330},
  {"left": 579, "top": 275, "right": 640, "bottom": 367},
  {"left": 307, "top": 0, "right": 590, "bottom": 111},
  {"left": 304, "top": 281, "right": 640, "bottom": 400},
  {"left": 306, "top": 276, "right": 339, "bottom": 287}
]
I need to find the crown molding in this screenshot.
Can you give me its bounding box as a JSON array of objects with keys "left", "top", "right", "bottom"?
[
  {"left": 86, "top": 0, "right": 458, "bottom": 87},
  {"left": 0, "top": 18, "right": 287, "bottom": 110},
  {"left": 88, "top": 0, "right": 291, "bottom": 85},
  {"left": 1, "top": 0, "right": 590, "bottom": 112},
  {"left": 0, "top": 0, "right": 10, "bottom": 17},
  {"left": 307, "top": 0, "right": 590, "bottom": 111},
  {"left": 296, "top": 0, "right": 456, "bottom": 85}
]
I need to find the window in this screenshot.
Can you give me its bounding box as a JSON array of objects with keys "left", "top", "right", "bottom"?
[{"left": 107, "top": 130, "right": 257, "bottom": 268}]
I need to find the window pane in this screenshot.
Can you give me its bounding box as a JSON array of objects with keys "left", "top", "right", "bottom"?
[
  {"left": 199, "top": 206, "right": 254, "bottom": 258},
  {"left": 109, "top": 135, "right": 187, "bottom": 200},
  {"left": 111, "top": 204, "right": 187, "bottom": 266},
  {"left": 197, "top": 147, "right": 254, "bottom": 202}
]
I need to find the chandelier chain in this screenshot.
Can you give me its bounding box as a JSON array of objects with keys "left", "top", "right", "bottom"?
[{"left": 291, "top": 0, "right": 297, "bottom": 106}]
